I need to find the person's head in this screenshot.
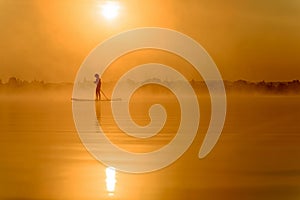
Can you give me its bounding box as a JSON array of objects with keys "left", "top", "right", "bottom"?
[{"left": 94, "top": 74, "right": 99, "bottom": 78}]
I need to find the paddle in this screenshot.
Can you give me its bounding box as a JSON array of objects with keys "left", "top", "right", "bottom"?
[{"left": 100, "top": 89, "right": 122, "bottom": 101}]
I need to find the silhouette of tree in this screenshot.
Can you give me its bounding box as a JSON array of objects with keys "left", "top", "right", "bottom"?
[
  {"left": 1, "top": 77, "right": 300, "bottom": 95},
  {"left": 8, "top": 77, "right": 19, "bottom": 87}
]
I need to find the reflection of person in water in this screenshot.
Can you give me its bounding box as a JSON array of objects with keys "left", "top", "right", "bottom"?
[{"left": 94, "top": 74, "right": 102, "bottom": 101}]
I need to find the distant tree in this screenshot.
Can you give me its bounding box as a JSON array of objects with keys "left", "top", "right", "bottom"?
[
  {"left": 190, "top": 79, "right": 195, "bottom": 87},
  {"left": 8, "top": 77, "right": 18, "bottom": 87},
  {"left": 22, "top": 80, "right": 29, "bottom": 86},
  {"left": 277, "top": 82, "right": 288, "bottom": 93}
]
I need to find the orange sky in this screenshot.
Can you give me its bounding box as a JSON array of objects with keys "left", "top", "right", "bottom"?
[{"left": 0, "top": 0, "right": 300, "bottom": 82}]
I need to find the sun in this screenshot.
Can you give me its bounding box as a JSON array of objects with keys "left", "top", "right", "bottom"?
[{"left": 101, "top": 1, "right": 120, "bottom": 20}]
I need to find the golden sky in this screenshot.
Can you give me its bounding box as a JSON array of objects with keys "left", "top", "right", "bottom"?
[{"left": 0, "top": 0, "right": 300, "bottom": 82}]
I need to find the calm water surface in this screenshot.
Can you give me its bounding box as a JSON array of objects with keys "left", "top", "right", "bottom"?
[{"left": 0, "top": 95, "right": 300, "bottom": 200}]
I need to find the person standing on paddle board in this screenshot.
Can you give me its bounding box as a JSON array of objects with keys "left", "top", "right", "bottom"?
[{"left": 94, "top": 74, "right": 102, "bottom": 101}]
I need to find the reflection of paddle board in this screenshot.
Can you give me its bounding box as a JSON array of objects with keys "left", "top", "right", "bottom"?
[{"left": 71, "top": 98, "right": 122, "bottom": 101}]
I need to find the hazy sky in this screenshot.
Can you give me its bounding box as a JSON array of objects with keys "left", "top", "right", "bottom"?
[{"left": 0, "top": 0, "right": 300, "bottom": 82}]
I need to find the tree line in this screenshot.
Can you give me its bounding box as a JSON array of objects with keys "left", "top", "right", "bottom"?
[{"left": 1, "top": 77, "right": 300, "bottom": 95}]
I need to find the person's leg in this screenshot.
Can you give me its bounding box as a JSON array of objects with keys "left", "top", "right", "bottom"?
[
  {"left": 95, "top": 90, "right": 99, "bottom": 100},
  {"left": 96, "top": 90, "right": 101, "bottom": 100}
]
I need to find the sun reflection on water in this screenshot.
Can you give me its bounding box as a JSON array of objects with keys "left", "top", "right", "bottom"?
[{"left": 105, "top": 167, "right": 117, "bottom": 196}]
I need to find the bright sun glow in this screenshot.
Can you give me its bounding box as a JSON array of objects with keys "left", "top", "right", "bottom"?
[{"left": 101, "top": 1, "right": 120, "bottom": 20}]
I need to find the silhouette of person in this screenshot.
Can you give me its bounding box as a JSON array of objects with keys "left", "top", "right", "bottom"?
[{"left": 94, "top": 74, "right": 102, "bottom": 101}]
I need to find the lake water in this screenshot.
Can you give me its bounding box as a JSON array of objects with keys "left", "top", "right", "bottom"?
[{"left": 0, "top": 95, "right": 300, "bottom": 199}]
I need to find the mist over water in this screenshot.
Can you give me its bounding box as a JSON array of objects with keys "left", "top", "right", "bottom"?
[{"left": 0, "top": 88, "right": 300, "bottom": 199}]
